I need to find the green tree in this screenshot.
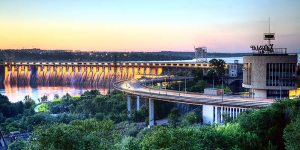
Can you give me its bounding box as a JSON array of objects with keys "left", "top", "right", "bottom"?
[
  {"left": 188, "top": 80, "right": 207, "bottom": 93},
  {"left": 215, "top": 84, "right": 232, "bottom": 93},
  {"left": 30, "top": 119, "right": 120, "bottom": 150},
  {"left": 8, "top": 140, "right": 29, "bottom": 150},
  {"left": 68, "top": 104, "right": 75, "bottom": 114},
  {"left": 53, "top": 94, "right": 59, "bottom": 100},
  {"left": 140, "top": 126, "right": 227, "bottom": 150},
  {"left": 222, "top": 113, "right": 233, "bottom": 125},
  {"left": 95, "top": 113, "right": 104, "bottom": 121},
  {"left": 191, "top": 68, "right": 204, "bottom": 82},
  {"left": 168, "top": 108, "right": 180, "bottom": 126},
  {"left": 209, "top": 59, "right": 226, "bottom": 76},
  {"left": 296, "top": 75, "right": 300, "bottom": 88},
  {"left": 216, "top": 123, "right": 262, "bottom": 150},
  {"left": 40, "top": 95, "right": 48, "bottom": 103},
  {"left": 237, "top": 107, "right": 285, "bottom": 149},
  {"left": 283, "top": 117, "right": 300, "bottom": 150},
  {"left": 24, "top": 95, "right": 35, "bottom": 109},
  {"left": 183, "top": 112, "right": 198, "bottom": 125}
]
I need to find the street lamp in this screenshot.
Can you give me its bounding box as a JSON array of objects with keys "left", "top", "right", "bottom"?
[
  {"left": 165, "top": 76, "right": 167, "bottom": 94},
  {"left": 185, "top": 70, "right": 187, "bottom": 93},
  {"left": 222, "top": 73, "right": 223, "bottom": 102},
  {"left": 179, "top": 80, "right": 181, "bottom": 96},
  {"left": 213, "top": 71, "right": 215, "bottom": 89}
]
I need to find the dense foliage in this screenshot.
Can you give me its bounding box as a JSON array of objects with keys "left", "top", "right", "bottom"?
[
  {"left": 30, "top": 119, "right": 120, "bottom": 150},
  {"left": 1, "top": 91, "right": 300, "bottom": 149}
]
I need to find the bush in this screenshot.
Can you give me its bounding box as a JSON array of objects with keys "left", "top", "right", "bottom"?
[
  {"left": 168, "top": 108, "right": 180, "bottom": 126},
  {"left": 283, "top": 117, "right": 300, "bottom": 150},
  {"left": 184, "top": 112, "right": 198, "bottom": 125},
  {"left": 95, "top": 113, "right": 104, "bottom": 121},
  {"left": 8, "top": 140, "right": 29, "bottom": 150},
  {"left": 124, "top": 126, "right": 139, "bottom": 137}
]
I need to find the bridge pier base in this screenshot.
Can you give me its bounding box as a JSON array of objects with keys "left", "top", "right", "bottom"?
[
  {"left": 127, "top": 95, "right": 131, "bottom": 117},
  {"left": 149, "top": 98, "right": 154, "bottom": 128},
  {"left": 136, "top": 96, "right": 140, "bottom": 111},
  {"left": 203, "top": 105, "right": 214, "bottom": 124}
]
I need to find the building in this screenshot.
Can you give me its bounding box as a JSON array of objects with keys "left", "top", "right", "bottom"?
[
  {"left": 194, "top": 47, "right": 207, "bottom": 63},
  {"left": 243, "top": 53, "right": 297, "bottom": 99},
  {"left": 242, "top": 28, "right": 298, "bottom": 99},
  {"left": 228, "top": 60, "right": 243, "bottom": 77}
]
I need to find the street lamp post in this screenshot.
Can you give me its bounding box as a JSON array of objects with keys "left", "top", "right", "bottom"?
[
  {"left": 179, "top": 80, "right": 180, "bottom": 96},
  {"left": 222, "top": 74, "right": 223, "bottom": 102},
  {"left": 213, "top": 71, "right": 215, "bottom": 89},
  {"left": 165, "top": 76, "right": 167, "bottom": 93},
  {"left": 185, "top": 70, "right": 187, "bottom": 93}
]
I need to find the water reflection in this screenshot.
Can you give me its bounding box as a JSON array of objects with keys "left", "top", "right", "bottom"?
[{"left": 0, "top": 84, "right": 110, "bottom": 103}]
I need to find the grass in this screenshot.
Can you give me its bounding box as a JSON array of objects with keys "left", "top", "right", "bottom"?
[
  {"left": 35, "top": 95, "right": 91, "bottom": 112},
  {"left": 53, "top": 96, "right": 80, "bottom": 102},
  {"left": 37, "top": 103, "right": 49, "bottom": 112},
  {"left": 53, "top": 99, "right": 62, "bottom": 102}
]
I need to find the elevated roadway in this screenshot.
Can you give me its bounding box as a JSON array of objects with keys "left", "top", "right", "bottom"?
[
  {"left": 113, "top": 77, "right": 274, "bottom": 108},
  {"left": 114, "top": 76, "right": 275, "bottom": 126}
]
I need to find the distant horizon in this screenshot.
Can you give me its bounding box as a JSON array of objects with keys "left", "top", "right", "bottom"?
[
  {"left": 0, "top": 48, "right": 255, "bottom": 53},
  {"left": 1, "top": 0, "right": 299, "bottom": 53}
]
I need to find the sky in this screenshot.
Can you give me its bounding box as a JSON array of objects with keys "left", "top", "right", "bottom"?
[{"left": 0, "top": 0, "right": 299, "bottom": 53}]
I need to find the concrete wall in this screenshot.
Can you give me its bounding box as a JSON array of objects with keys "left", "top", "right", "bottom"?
[{"left": 203, "top": 105, "right": 214, "bottom": 124}]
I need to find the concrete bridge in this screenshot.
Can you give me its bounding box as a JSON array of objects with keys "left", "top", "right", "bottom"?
[
  {"left": 0, "top": 61, "right": 225, "bottom": 85},
  {"left": 113, "top": 76, "right": 274, "bottom": 126}
]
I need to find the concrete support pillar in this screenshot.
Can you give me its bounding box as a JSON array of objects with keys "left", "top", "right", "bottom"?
[
  {"left": 203, "top": 105, "right": 214, "bottom": 124},
  {"left": 127, "top": 95, "right": 131, "bottom": 117},
  {"left": 136, "top": 96, "right": 140, "bottom": 111},
  {"left": 214, "top": 106, "right": 218, "bottom": 123},
  {"left": 227, "top": 107, "right": 229, "bottom": 115},
  {"left": 149, "top": 98, "right": 155, "bottom": 127},
  {"left": 221, "top": 106, "right": 223, "bottom": 123}
]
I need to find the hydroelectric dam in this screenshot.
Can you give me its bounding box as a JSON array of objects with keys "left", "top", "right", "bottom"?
[{"left": 0, "top": 61, "right": 220, "bottom": 85}]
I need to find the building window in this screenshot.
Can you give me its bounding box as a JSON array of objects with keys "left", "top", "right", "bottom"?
[{"left": 266, "top": 63, "right": 296, "bottom": 86}]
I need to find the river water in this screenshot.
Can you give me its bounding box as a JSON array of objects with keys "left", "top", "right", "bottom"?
[
  {"left": 1, "top": 55, "right": 299, "bottom": 103},
  {"left": 0, "top": 84, "right": 109, "bottom": 103}
]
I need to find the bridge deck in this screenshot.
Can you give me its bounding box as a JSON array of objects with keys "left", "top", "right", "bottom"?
[
  {"left": 114, "top": 77, "right": 274, "bottom": 108},
  {"left": 0, "top": 61, "right": 227, "bottom": 69}
]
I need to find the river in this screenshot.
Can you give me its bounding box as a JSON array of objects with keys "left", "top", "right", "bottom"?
[{"left": 0, "top": 84, "right": 110, "bottom": 103}]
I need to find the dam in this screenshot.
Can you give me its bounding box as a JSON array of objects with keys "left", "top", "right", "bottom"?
[{"left": 0, "top": 61, "right": 219, "bottom": 85}]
